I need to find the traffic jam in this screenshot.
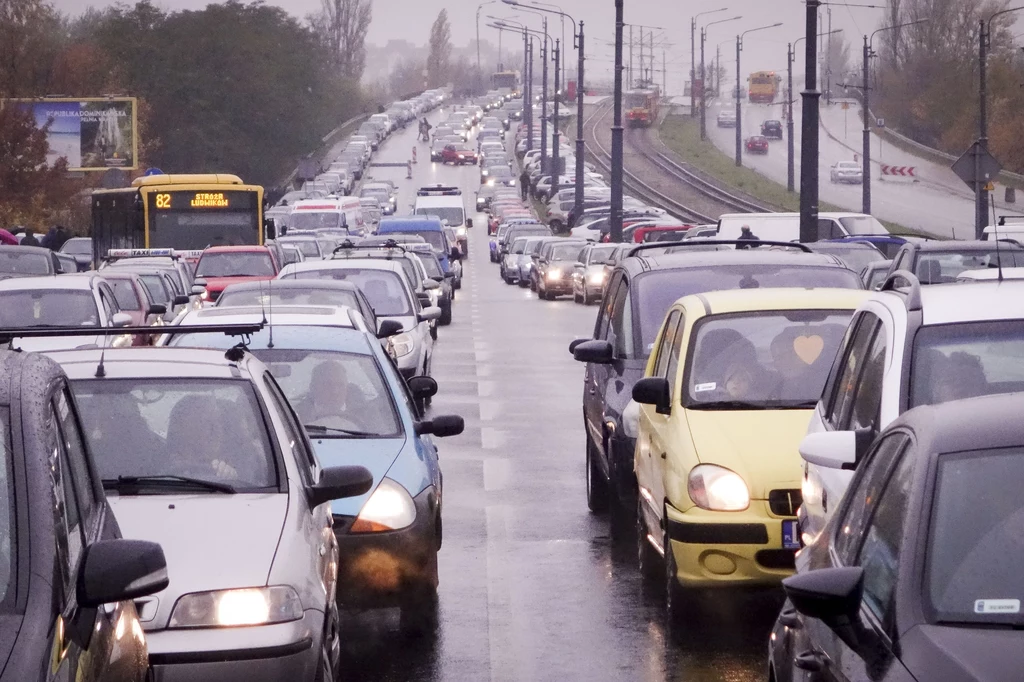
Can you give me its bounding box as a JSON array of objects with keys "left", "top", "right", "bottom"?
[{"left": 3, "top": 79, "right": 1024, "bottom": 682}]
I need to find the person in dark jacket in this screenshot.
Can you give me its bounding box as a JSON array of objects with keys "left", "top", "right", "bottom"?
[
  {"left": 40, "top": 226, "right": 57, "bottom": 249},
  {"left": 519, "top": 169, "right": 530, "bottom": 201},
  {"left": 737, "top": 225, "right": 760, "bottom": 249},
  {"left": 19, "top": 232, "right": 40, "bottom": 247},
  {"left": 52, "top": 225, "right": 71, "bottom": 251}
]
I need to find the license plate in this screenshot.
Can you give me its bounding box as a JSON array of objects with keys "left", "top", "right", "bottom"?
[{"left": 782, "top": 520, "right": 800, "bottom": 550}]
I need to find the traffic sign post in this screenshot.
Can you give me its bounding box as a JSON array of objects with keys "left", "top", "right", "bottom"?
[{"left": 952, "top": 141, "right": 1002, "bottom": 238}]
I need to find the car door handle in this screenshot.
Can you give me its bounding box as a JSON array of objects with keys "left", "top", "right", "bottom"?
[
  {"left": 794, "top": 650, "right": 827, "bottom": 673},
  {"left": 778, "top": 605, "right": 801, "bottom": 629}
]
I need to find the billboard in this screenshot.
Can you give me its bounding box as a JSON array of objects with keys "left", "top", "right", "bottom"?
[{"left": 11, "top": 98, "right": 138, "bottom": 172}]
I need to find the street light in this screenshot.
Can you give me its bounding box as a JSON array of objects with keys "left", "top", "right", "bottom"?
[
  {"left": 488, "top": 21, "right": 533, "bottom": 151},
  {"left": 493, "top": 15, "right": 551, "bottom": 168},
  {"left": 691, "top": 7, "right": 728, "bottom": 117},
  {"left": 505, "top": 0, "right": 586, "bottom": 227},
  {"left": 736, "top": 23, "right": 783, "bottom": 166},
  {"left": 611, "top": 0, "right": 624, "bottom": 243},
  {"left": 787, "top": 29, "right": 843, "bottom": 193},
  {"left": 477, "top": 1, "right": 500, "bottom": 84},
  {"left": 700, "top": 15, "right": 741, "bottom": 140},
  {"left": 531, "top": 2, "right": 567, "bottom": 87}
]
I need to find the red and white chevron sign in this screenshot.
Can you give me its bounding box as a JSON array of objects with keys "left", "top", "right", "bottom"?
[{"left": 881, "top": 164, "right": 916, "bottom": 177}]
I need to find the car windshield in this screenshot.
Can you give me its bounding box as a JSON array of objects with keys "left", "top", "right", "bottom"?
[
  {"left": 837, "top": 162, "right": 860, "bottom": 171},
  {"left": 813, "top": 244, "right": 886, "bottom": 273},
  {"left": 285, "top": 268, "right": 412, "bottom": 315},
  {"left": 910, "top": 321, "right": 1024, "bottom": 407},
  {"left": 589, "top": 245, "right": 620, "bottom": 265},
  {"left": 926, "top": 448, "right": 1024, "bottom": 625},
  {"left": 511, "top": 239, "right": 528, "bottom": 255},
  {"left": 195, "top": 252, "right": 275, "bottom": 278},
  {"left": 0, "top": 250, "right": 49, "bottom": 275},
  {"left": 387, "top": 230, "right": 445, "bottom": 251},
  {"left": 108, "top": 279, "right": 141, "bottom": 310},
  {"left": 914, "top": 249, "right": 1024, "bottom": 283},
  {"left": 280, "top": 239, "right": 321, "bottom": 257},
  {"left": 139, "top": 275, "right": 169, "bottom": 304},
  {"left": 217, "top": 287, "right": 360, "bottom": 309},
  {"left": 685, "top": 310, "right": 854, "bottom": 409},
  {"left": 415, "top": 207, "right": 464, "bottom": 227},
  {"left": 0, "top": 290, "right": 99, "bottom": 327},
  {"left": 634, "top": 266, "right": 863, "bottom": 355},
  {"left": 291, "top": 212, "right": 343, "bottom": 231},
  {"left": 62, "top": 239, "right": 92, "bottom": 255},
  {"left": 549, "top": 244, "right": 584, "bottom": 261},
  {"left": 0, "top": 408, "right": 13, "bottom": 611},
  {"left": 72, "top": 379, "right": 277, "bottom": 491},
  {"left": 416, "top": 254, "right": 443, "bottom": 278},
  {"left": 837, "top": 215, "right": 887, "bottom": 235}
]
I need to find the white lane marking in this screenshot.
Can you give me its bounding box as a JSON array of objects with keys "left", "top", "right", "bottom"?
[{"left": 485, "top": 505, "right": 518, "bottom": 682}]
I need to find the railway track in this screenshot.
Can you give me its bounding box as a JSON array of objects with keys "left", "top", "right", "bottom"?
[{"left": 582, "top": 100, "right": 770, "bottom": 224}]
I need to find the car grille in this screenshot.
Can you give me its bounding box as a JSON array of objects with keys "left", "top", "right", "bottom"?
[
  {"left": 768, "top": 489, "right": 802, "bottom": 517},
  {"left": 756, "top": 549, "right": 797, "bottom": 570}
]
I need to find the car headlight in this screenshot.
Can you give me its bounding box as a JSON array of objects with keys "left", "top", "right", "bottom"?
[
  {"left": 456, "top": 226, "right": 467, "bottom": 236},
  {"left": 487, "top": 179, "right": 495, "bottom": 186},
  {"left": 588, "top": 271, "right": 606, "bottom": 285},
  {"left": 168, "top": 586, "right": 302, "bottom": 628},
  {"left": 391, "top": 331, "right": 415, "bottom": 357},
  {"left": 509, "top": 179, "right": 516, "bottom": 186},
  {"left": 547, "top": 268, "right": 563, "bottom": 281},
  {"left": 687, "top": 465, "right": 749, "bottom": 511},
  {"left": 482, "top": 169, "right": 489, "bottom": 176},
  {"left": 351, "top": 478, "right": 416, "bottom": 532},
  {"left": 621, "top": 399, "right": 640, "bottom": 439}
]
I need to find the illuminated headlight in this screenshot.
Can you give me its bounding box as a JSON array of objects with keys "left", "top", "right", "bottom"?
[
  {"left": 621, "top": 399, "right": 640, "bottom": 439},
  {"left": 482, "top": 169, "right": 490, "bottom": 176},
  {"left": 487, "top": 179, "right": 495, "bottom": 186},
  {"left": 391, "top": 332, "right": 415, "bottom": 357},
  {"left": 588, "top": 271, "right": 606, "bottom": 285},
  {"left": 509, "top": 179, "right": 517, "bottom": 186},
  {"left": 351, "top": 478, "right": 416, "bottom": 532},
  {"left": 200, "top": 290, "right": 210, "bottom": 301},
  {"left": 168, "top": 586, "right": 302, "bottom": 628},
  {"left": 456, "top": 226, "right": 467, "bottom": 236},
  {"left": 547, "top": 268, "right": 563, "bottom": 281},
  {"left": 687, "top": 465, "right": 750, "bottom": 511}
]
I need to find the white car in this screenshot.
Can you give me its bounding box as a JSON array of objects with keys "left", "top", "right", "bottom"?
[
  {"left": 830, "top": 160, "right": 864, "bottom": 184},
  {"left": 716, "top": 110, "right": 737, "bottom": 127},
  {"left": 799, "top": 276, "right": 1024, "bottom": 545}
]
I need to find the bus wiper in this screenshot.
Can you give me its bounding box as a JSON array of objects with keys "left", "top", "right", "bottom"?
[
  {"left": 103, "top": 475, "right": 236, "bottom": 494},
  {"left": 304, "top": 424, "right": 379, "bottom": 438},
  {"left": 689, "top": 400, "right": 771, "bottom": 411}
]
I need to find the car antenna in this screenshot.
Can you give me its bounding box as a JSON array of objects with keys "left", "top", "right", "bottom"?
[
  {"left": 266, "top": 274, "right": 275, "bottom": 349},
  {"left": 994, "top": 220, "right": 1005, "bottom": 283},
  {"left": 94, "top": 348, "right": 107, "bottom": 378}
]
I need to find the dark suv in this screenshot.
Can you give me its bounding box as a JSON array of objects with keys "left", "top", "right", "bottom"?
[
  {"left": 885, "top": 239, "right": 1024, "bottom": 284},
  {"left": 761, "top": 119, "right": 784, "bottom": 139},
  {"left": 570, "top": 244, "right": 864, "bottom": 516}
]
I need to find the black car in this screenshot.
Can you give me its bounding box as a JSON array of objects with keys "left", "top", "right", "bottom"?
[
  {"left": 570, "top": 244, "right": 865, "bottom": 515},
  {"left": 885, "top": 239, "right": 1024, "bottom": 284},
  {"left": 0, "top": 350, "right": 168, "bottom": 681},
  {"left": 59, "top": 237, "right": 94, "bottom": 272},
  {"left": 0, "top": 245, "right": 71, "bottom": 280},
  {"left": 771, "top": 392, "right": 1024, "bottom": 682},
  {"left": 761, "top": 119, "right": 784, "bottom": 139}
]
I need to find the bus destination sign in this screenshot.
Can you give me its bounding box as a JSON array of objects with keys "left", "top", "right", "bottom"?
[{"left": 151, "top": 190, "right": 256, "bottom": 211}]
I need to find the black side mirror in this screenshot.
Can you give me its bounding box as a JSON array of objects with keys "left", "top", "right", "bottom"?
[
  {"left": 377, "top": 319, "right": 403, "bottom": 339},
  {"left": 444, "top": 271, "right": 456, "bottom": 279},
  {"left": 148, "top": 304, "right": 167, "bottom": 316},
  {"left": 632, "top": 377, "right": 671, "bottom": 415},
  {"left": 77, "top": 539, "right": 169, "bottom": 608},
  {"left": 408, "top": 375, "right": 439, "bottom": 400},
  {"left": 450, "top": 247, "right": 462, "bottom": 261},
  {"left": 783, "top": 567, "right": 873, "bottom": 655},
  {"left": 415, "top": 415, "right": 465, "bottom": 438},
  {"left": 309, "top": 465, "right": 374, "bottom": 508},
  {"left": 568, "top": 338, "right": 588, "bottom": 355},
  {"left": 573, "top": 339, "right": 614, "bottom": 364},
  {"left": 172, "top": 294, "right": 190, "bottom": 307},
  {"left": 466, "top": 218, "right": 474, "bottom": 228}
]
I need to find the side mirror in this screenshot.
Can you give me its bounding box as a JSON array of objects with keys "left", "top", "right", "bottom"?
[
  {"left": 423, "top": 278, "right": 441, "bottom": 290},
  {"left": 377, "top": 319, "right": 403, "bottom": 339},
  {"left": 111, "top": 312, "right": 133, "bottom": 328},
  {"left": 632, "top": 377, "right": 671, "bottom": 415},
  {"left": 450, "top": 247, "right": 462, "bottom": 261},
  {"left": 573, "top": 339, "right": 614, "bottom": 364},
  {"left": 784, "top": 567, "right": 871, "bottom": 654},
  {"left": 77, "top": 539, "right": 168, "bottom": 608},
  {"left": 147, "top": 304, "right": 167, "bottom": 316},
  {"left": 309, "top": 465, "right": 374, "bottom": 508},
  {"left": 415, "top": 414, "right": 465, "bottom": 438},
  {"left": 466, "top": 218, "right": 474, "bottom": 228},
  {"left": 408, "top": 375, "right": 439, "bottom": 400},
  {"left": 443, "top": 271, "right": 456, "bottom": 279},
  {"left": 172, "top": 294, "right": 190, "bottom": 307},
  {"left": 418, "top": 306, "right": 442, "bottom": 322},
  {"left": 190, "top": 285, "right": 206, "bottom": 296},
  {"left": 193, "top": 278, "right": 207, "bottom": 287},
  {"left": 568, "top": 338, "right": 588, "bottom": 355},
  {"left": 799, "top": 430, "right": 872, "bottom": 471},
  {"left": 416, "top": 292, "right": 432, "bottom": 306}
]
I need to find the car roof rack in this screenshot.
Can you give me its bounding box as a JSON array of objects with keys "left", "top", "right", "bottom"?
[
  {"left": 417, "top": 184, "right": 462, "bottom": 196},
  {"left": 0, "top": 322, "right": 264, "bottom": 346},
  {"left": 627, "top": 239, "right": 813, "bottom": 257},
  {"left": 878, "top": 269, "right": 922, "bottom": 311}
]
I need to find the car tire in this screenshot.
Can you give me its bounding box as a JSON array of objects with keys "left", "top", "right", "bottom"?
[
  {"left": 573, "top": 291, "right": 582, "bottom": 304},
  {"left": 637, "top": 498, "right": 660, "bottom": 583},
  {"left": 314, "top": 609, "right": 340, "bottom": 682},
  {"left": 518, "top": 277, "right": 529, "bottom": 288},
  {"left": 663, "top": 514, "right": 690, "bottom": 621},
  {"left": 453, "top": 278, "right": 462, "bottom": 290},
  {"left": 586, "top": 438, "right": 610, "bottom": 513},
  {"left": 400, "top": 587, "right": 439, "bottom": 638},
  {"left": 439, "top": 302, "right": 452, "bottom": 326}
]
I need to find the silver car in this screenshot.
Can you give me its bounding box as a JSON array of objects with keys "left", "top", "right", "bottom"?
[
  {"left": 48, "top": 346, "right": 373, "bottom": 682},
  {"left": 830, "top": 160, "right": 864, "bottom": 184},
  {"left": 571, "top": 243, "right": 622, "bottom": 305}
]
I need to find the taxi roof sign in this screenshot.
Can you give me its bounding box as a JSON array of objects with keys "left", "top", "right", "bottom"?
[{"left": 106, "top": 248, "right": 205, "bottom": 260}]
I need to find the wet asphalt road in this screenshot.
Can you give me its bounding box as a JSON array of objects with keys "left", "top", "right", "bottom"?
[{"left": 336, "top": 110, "right": 782, "bottom": 682}]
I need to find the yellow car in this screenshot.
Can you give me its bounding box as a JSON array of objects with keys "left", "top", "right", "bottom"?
[{"left": 632, "top": 288, "right": 867, "bottom": 613}]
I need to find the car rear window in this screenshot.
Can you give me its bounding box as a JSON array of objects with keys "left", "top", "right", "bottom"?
[
  {"left": 283, "top": 268, "right": 412, "bottom": 316},
  {"left": 108, "top": 279, "right": 142, "bottom": 311},
  {"left": 195, "top": 252, "right": 275, "bottom": 278},
  {"left": 0, "top": 290, "right": 99, "bottom": 327},
  {"left": 0, "top": 250, "right": 49, "bottom": 275},
  {"left": 217, "top": 287, "right": 360, "bottom": 310}
]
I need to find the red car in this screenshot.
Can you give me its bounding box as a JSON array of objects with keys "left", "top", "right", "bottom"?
[
  {"left": 193, "top": 245, "right": 280, "bottom": 303},
  {"left": 745, "top": 135, "right": 769, "bottom": 154},
  {"left": 440, "top": 143, "right": 479, "bottom": 165}
]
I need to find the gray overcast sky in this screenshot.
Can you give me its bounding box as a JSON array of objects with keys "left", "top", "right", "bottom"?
[{"left": 49, "top": 0, "right": 883, "bottom": 93}]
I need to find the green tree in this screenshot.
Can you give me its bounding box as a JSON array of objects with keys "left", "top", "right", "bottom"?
[
  {"left": 426, "top": 9, "right": 452, "bottom": 88},
  {"left": 0, "top": 104, "right": 75, "bottom": 228},
  {"left": 310, "top": 0, "right": 373, "bottom": 81},
  {"left": 0, "top": 0, "right": 65, "bottom": 97}
]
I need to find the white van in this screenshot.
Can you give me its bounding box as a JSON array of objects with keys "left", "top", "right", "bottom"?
[
  {"left": 288, "top": 197, "right": 366, "bottom": 236},
  {"left": 715, "top": 211, "right": 889, "bottom": 243},
  {"left": 414, "top": 185, "right": 469, "bottom": 228}
]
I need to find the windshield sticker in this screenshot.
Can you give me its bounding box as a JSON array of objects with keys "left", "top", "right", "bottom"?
[
  {"left": 974, "top": 599, "right": 1020, "bottom": 614},
  {"left": 694, "top": 382, "right": 717, "bottom": 393},
  {"left": 793, "top": 335, "right": 825, "bottom": 365}
]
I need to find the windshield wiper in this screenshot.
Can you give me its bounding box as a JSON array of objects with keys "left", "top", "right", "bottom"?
[
  {"left": 689, "top": 400, "right": 772, "bottom": 411},
  {"left": 304, "top": 424, "right": 379, "bottom": 438},
  {"left": 103, "top": 475, "right": 236, "bottom": 494}
]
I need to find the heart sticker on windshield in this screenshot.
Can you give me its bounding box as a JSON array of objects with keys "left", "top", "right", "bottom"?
[{"left": 793, "top": 335, "right": 824, "bottom": 365}]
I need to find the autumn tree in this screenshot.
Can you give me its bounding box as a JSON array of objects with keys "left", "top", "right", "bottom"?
[
  {"left": 310, "top": 0, "right": 373, "bottom": 81},
  {"left": 0, "top": 0, "right": 65, "bottom": 97},
  {"left": 426, "top": 9, "right": 452, "bottom": 88},
  {"left": 0, "top": 105, "right": 76, "bottom": 228}
]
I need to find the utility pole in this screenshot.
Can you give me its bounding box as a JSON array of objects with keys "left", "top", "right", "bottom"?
[
  {"left": 576, "top": 21, "right": 586, "bottom": 225},
  {"left": 787, "top": 42, "right": 795, "bottom": 192},
  {"left": 540, "top": 26, "right": 548, "bottom": 169},
  {"left": 525, "top": 32, "right": 533, "bottom": 152},
  {"left": 611, "top": 0, "right": 624, "bottom": 243},
  {"left": 735, "top": 35, "right": 743, "bottom": 166},
  {"left": 799, "top": 0, "right": 820, "bottom": 243},
  {"left": 629, "top": 25, "right": 634, "bottom": 88},
  {"left": 862, "top": 35, "right": 870, "bottom": 213},
  {"left": 978, "top": 19, "right": 989, "bottom": 237},
  {"left": 690, "top": 18, "right": 697, "bottom": 116},
  {"left": 552, "top": 39, "right": 561, "bottom": 201}
]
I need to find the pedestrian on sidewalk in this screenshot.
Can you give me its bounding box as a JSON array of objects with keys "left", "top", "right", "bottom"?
[{"left": 519, "top": 169, "right": 530, "bottom": 201}]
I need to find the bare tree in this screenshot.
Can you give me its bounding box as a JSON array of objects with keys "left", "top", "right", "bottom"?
[
  {"left": 312, "top": 0, "right": 372, "bottom": 81},
  {"left": 426, "top": 9, "right": 451, "bottom": 88}
]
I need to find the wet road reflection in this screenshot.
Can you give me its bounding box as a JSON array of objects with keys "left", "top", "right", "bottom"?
[{"left": 336, "top": 111, "right": 781, "bottom": 682}]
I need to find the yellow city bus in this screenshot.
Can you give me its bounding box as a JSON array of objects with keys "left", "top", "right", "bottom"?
[
  {"left": 748, "top": 71, "right": 782, "bottom": 104},
  {"left": 90, "top": 174, "right": 268, "bottom": 267}
]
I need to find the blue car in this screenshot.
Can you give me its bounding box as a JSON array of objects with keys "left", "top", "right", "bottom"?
[
  {"left": 166, "top": 310, "right": 464, "bottom": 633},
  {"left": 377, "top": 217, "right": 457, "bottom": 273}
]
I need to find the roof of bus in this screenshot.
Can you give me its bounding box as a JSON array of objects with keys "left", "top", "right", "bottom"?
[{"left": 131, "top": 174, "right": 246, "bottom": 187}]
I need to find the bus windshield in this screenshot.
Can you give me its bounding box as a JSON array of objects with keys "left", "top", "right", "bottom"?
[{"left": 149, "top": 210, "right": 258, "bottom": 250}]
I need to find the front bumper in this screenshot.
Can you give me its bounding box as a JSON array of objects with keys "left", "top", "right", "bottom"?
[
  {"left": 147, "top": 611, "right": 321, "bottom": 682},
  {"left": 540, "top": 273, "right": 574, "bottom": 294},
  {"left": 666, "top": 501, "right": 797, "bottom": 589},
  {"left": 834, "top": 175, "right": 863, "bottom": 184},
  {"left": 333, "top": 489, "right": 439, "bottom": 608}
]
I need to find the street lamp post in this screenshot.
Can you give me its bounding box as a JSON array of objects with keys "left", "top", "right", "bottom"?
[
  {"left": 552, "top": 39, "right": 561, "bottom": 201},
  {"left": 701, "top": 16, "right": 741, "bottom": 141},
  {"left": 494, "top": 16, "right": 551, "bottom": 168},
  {"left": 691, "top": 8, "right": 728, "bottom": 117},
  {"left": 787, "top": 29, "right": 843, "bottom": 193},
  {"left": 611, "top": 0, "right": 624, "bottom": 242},
  {"left": 477, "top": 1, "right": 499, "bottom": 85},
  {"left": 799, "top": 0, "right": 821, "bottom": 243},
  {"left": 736, "top": 23, "right": 783, "bottom": 166}
]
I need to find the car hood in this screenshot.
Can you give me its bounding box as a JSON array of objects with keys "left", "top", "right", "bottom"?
[
  {"left": 108, "top": 493, "right": 287, "bottom": 629},
  {"left": 902, "top": 623, "right": 1024, "bottom": 681},
  {"left": 202, "top": 275, "right": 276, "bottom": 293},
  {"left": 685, "top": 409, "right": 811, "bottom": 499},
  {"left": 310, "top": 437, "right": 406, "bottom": 516}
]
